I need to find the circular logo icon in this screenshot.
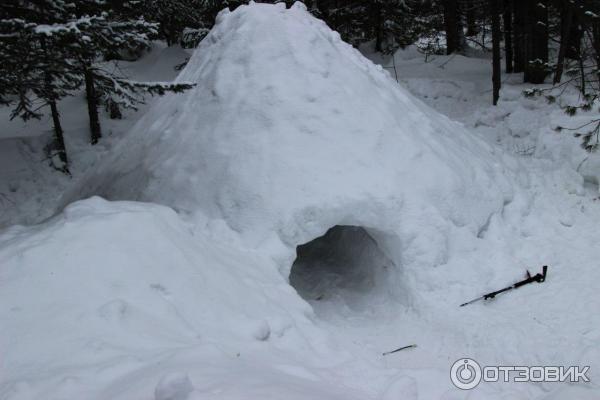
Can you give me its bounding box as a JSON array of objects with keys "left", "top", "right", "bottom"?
[{"left": 450, "top": 358, "right": 482, "bottom": 390}]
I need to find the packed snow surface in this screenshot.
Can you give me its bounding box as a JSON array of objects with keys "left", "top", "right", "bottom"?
[
  {"left": 2, "top": 2, "right": 600, "bottom": 400},
  {"left": 0, "top": 198, "right": 349, "bottom": 400}
]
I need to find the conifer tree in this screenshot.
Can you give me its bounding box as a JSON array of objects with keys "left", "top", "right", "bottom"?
[
  {"left": 69, "top": 1, "right": 196, "bottom": 144},
  {"left": 442, "top": 0, "right": 463, "bottom": 54},
  {"left": 0, "top": 1, "right": 82, "bottom": 173},
  {"left": 145, "top": 0, "right": 213, "bottom": 46},
  {"left": 371, "top": 0, "right": 416, "bottom": 54},
  {"left": 68, "top": 1, "right": 156, "bottom": 144},
  {"left": 314, "top": 0, "right": 419, "bottom": 54}
]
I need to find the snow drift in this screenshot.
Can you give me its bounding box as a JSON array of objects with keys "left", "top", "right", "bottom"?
[
  {"left": 66, "top": 2, "right": 512, "bottom": 278},
  {"left": 0, "top": 198, "right": 365, "bottom": 400}
]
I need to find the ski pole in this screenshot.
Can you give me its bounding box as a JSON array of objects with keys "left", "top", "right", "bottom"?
[{"left": 460, "top": 265, "right": 548, "bottom": 307}]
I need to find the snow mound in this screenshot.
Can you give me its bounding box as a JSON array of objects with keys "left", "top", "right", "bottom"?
[
  {"left": 0, "top": 197, "right": 361, "bottom": 399},
  {"left": 66, "top": 2, "right": 512, "bottom": 273}
]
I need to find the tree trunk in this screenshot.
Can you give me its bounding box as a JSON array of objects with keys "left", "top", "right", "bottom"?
[
  {"left": 491, "top": 0, "right": 501, "bottom": 105},
  {"left": 443, "top": 0, "right": 461, "bottom": 54},
  {"left": 40, "top": 37, "right": 69, "bottom": 174},
  {"left": 466, "top": 0, "right": 478, "bottom": 36},
  {"left": 523, "top": 0, "right": 548, "bottom": 83},
  {"left": 504, "top": 0, "right": 514, "bottom": 73},
  {"left": 373, "top": 2, "right": 384, "bottom": 52},
  {"left": 554, "top": 0, "right": 573, "bottom": 84},
  {"left": 375, "top": 29, "right": 383, "bottom": 53},
  {"left": 539, "top": 0, "right": 549, "bottom": 62},
  {"left": 83, "top": 64, "right": 102, "bottom": 145},
  {"left": 48, "top": 99, "right": 69, "bottom": 174},
  {"left": 512, "top": 0, "right": 525, "bottom": 72},
  {"left": 566, "top": 10, "right": 582, "bottom": 60},
  {"left": 593, "top": 19, "right": 600, "bottom": 70},
  {"left": 579, "top": 54, "right": 586, "bottom": 95}
]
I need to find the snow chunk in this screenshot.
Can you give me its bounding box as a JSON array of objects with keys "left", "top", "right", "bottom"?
[
  {"left": 252, "top": 319, "right": 271, "bottom": 341},
  {"left": 0, "top": 197, "right": 334, "bottom": 399},
  {"left": 154, "top": 373, "right": 194, "bottom": 400}
]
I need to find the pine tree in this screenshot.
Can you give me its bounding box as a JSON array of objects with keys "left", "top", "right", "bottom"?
[
  {"left": 316, "top": 1, "right": 368, "bottom": 47},
  {"left": 1, "top": 0, "right": 197, "bottom": 175},
  {"left": 442, "top": 0, "right": 462, "bottom": 54},
  {"left": 523, "top": 0, "right": 549, "bottom": 84},
  {"left": 145, "top": 0, "right": 214, "bottom": 46},
  {"left": 371, "top": 0, "right": 417, "bottom": 54},
  {"left": 503, "top": 0, "right": 514, "bottom": 73},
  {"left": 512, "top": 0, "right": 526, "bottom": 72},
  {"left": 527, "top": 0, "right": 600, "bottom": 151},
  {"left": 67, "top": 0, "right": 196, "bottom": 144},
  {"left": 0, "top": 1, "right": 83, "bottom": 173},
  {"left": 68, "top": 1, "right": 156, "bottom": 144},
  {"left": 313, "top": 0, "right": 419, "bottom": 54}
]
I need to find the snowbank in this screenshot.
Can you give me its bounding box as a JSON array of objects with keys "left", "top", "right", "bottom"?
[
  {"left": 65, "top": 2, "right": 512, "bottom": 278},
  {"left": 0, "top": 197, "right": 361, "bottom": 400}
]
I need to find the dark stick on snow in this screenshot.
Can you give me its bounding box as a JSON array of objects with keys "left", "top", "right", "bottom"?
[
  {"left": 460, "top": 265, "right": 548, "bottom": 307},
  {"left": 382, "top": 344, "right": 417, "bottom": 356}
]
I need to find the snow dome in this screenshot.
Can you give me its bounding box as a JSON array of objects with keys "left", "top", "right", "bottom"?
[{"left": 66, "top": 2, "right": 512, "bottom": 296}]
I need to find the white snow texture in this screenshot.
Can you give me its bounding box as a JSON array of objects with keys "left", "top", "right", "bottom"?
[{"left": 2, "top": 2, "right": 599, "bottom": 400}]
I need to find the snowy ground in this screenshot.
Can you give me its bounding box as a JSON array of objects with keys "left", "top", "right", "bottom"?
[
  {"left": 1, "top": 3, "right": 599, "bottom": 400},
  {"left": 370, "top": 46, "right": 600, "bottom": 190}
]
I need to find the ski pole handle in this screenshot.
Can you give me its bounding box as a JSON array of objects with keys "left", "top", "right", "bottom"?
[{"left": 541, "top": 265, "right": 548, "bottom": 282}]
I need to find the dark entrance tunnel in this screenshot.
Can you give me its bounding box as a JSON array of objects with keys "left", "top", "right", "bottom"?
[{"left": 289, "top": 225, "right": 395, "bottom": 313}]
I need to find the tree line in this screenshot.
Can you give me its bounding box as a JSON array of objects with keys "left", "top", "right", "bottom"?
[{"left": 0, "top": 1, "right": 198, "bottom": 174}]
